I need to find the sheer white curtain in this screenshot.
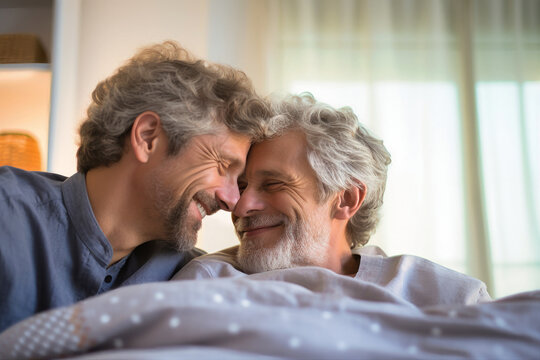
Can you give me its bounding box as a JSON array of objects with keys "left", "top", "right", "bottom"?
[
  {"left": 473, "top": 0, "right": 540, "bottom": 296},
  {"left": 266, "top": 0, "right": 540, "bottom": 297}
]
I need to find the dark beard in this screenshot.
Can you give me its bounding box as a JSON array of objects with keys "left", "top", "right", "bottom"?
[{"left": 164, "top": 192, "right": 201, "bottom": 252}]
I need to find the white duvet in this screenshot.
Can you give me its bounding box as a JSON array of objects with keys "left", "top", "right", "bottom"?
[{"left": 0, "top": 267, "right": 538, "bottom": 359}]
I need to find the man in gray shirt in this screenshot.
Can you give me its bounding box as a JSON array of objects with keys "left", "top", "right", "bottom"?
[
  {"left": 174, "top": 93, "right": 491, "bottom": 306},
  {"left": 0, "top": 41, "right": 269, "bottom": 332}
]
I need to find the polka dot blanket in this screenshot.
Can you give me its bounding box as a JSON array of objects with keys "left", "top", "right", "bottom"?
[{"left": 0, "top": 268, "right": 539, "bottom": 359}]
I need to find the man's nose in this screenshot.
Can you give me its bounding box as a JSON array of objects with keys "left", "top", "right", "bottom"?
[
  {"left": 215, "top": 180, "right": 241, "bottom": 212},
  {"left": 233, "top": 187, "right": 264, "bottom": 218}
]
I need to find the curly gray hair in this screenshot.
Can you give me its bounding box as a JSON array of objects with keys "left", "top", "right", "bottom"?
[
  {"left": 267, "top": 93, "right": 391, "bottom": 247},
  {"left": 77, "top": 41, "right": 270, "bottom": 173}
]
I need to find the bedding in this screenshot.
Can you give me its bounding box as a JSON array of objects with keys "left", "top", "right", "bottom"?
[{"left": 0, "top": 266, "right": 538, "bottom": 359}]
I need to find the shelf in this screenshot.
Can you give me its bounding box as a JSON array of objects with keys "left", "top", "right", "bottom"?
[{"left": 0, "top": 63, "right": 50, "bottom": 71}]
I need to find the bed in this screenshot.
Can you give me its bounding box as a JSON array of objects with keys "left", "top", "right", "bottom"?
[{"left": 1, "top": 267, "right": 539, "bottom": 359}]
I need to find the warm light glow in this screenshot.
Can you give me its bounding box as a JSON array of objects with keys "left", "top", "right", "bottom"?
[
  {"left": 0, "top": 68, "right": 45, "bottom": 81},
  {"left": 0, "top": 65, "right": 51, "bottom": 170}
]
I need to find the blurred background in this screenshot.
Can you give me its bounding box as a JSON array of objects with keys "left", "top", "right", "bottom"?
[{"left": 0, "top": 0, "right": 538, "bottom": 298}]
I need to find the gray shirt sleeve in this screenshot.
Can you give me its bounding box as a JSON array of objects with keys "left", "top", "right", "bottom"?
[
  {"left": 355, "top": 252, "right": 492, "bottom": 306},
  {"left": 172, "top": 248, "right": 245, "bottom": 280}
]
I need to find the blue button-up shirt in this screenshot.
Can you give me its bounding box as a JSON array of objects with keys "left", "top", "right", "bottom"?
[{"left": 0, "top": 166, "right": 204, "bottom": 332}]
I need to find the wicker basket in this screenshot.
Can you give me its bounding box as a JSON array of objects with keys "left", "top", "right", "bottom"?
[
  {"left": 0, "top": 34, "right": 48, "bottom": 64},
  {"left": 0, "top": 132, "right": 42, "bottom": 171}
]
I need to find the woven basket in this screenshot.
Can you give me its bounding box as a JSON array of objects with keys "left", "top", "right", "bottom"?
[
  {"left": 0, "top": 132, "right": 42, "bottom": 171},
  {"left": 0, "top": 34, "right": 48, "bottom": 64}
]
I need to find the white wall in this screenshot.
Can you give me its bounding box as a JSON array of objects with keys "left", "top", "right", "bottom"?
[{"left": 207, "top": 0, "right": 270, "bottom": 93}]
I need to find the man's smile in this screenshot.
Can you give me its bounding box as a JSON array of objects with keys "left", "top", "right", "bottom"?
[
  {"left": 234, "top": 215, "right": 287, "bottom": 239},
  {"left": 192, "top": 192, "right": 220, "bottom": 220},
  {"left": 195, "top": 200, "right": 207, "bottom": 219},
  {"left": 240, "top": 223, "right": 283, "bottom": 238}
]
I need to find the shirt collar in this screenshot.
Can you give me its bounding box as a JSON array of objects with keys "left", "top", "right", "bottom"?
[{"left": 62, "top": 172, "right": 112, "bottom": 266}]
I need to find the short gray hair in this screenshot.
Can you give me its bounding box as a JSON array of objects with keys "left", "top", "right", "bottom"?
[
  {"left": 268, "top": 93, "right": 391, "bottom": 247},
  {"left": 77, "top": 41, "right": 270, "bottom": 173}
]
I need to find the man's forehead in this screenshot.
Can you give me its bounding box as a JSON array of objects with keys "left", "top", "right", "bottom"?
[
  {"left": 243, "top": 132, "right": 308, "bottom": 179},
  {"left": 199, "top": 129, "right": 251, "bottom": 161},
  {"left": 239, "top": 168, "right": 296, "bottom": 183},
  {"left": 251, "top": 131, "right": 306, "bottom": 155}
]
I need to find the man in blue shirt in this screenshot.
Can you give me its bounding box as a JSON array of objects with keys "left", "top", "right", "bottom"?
[{"left": 0, "top": 41, "right": 270, "bottom": 332}]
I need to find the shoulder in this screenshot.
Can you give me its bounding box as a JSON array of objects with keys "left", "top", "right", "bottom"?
[
  {"left": 0, "top": 166, "right": 66, "bottom": 204},
  {"left": 381, "top": 254, "right": 477, "bottom": 283},
  {"left": 142, "top": 241, "right": 206, "bottom": 260},
  {"left": 400, "top": 254, "right": 492, "bottom": 303},
  {"left": 358, "top": 252, "right": 491, "bottom": 305},
  {"left": 172, "top": 246, "right": 245, "bottom": 280},
  {"left": 136, "top": 241, "right": 206, "bottom": 268},
  {"left": 0, "top": 167, "right": 71, "bottom": 235}
]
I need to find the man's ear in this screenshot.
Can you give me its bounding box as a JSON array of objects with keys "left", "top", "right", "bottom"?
[
  {"left": 130, "top": 111, "right": 161, "bottom": 163},
  {"left": 333, "top": 182, "right": 367, "bottom": 220}
]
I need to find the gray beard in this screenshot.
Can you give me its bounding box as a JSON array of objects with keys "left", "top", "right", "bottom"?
[
  {"left": 151, "top": 175, "right": 200, "bottom": 252},
  {"left": 163, "top": 189, "right": 219, "bottom": 252},
  {"left": 163, "top": 192, "right": 200, "bottom": 252},
  {"left": 235, "top": 211, "right": 330, "bottom": 274}
]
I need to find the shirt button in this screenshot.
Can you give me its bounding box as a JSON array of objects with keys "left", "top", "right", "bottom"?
[{"left": 104, "top": 275, "right": 113, "bottom": 283}]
